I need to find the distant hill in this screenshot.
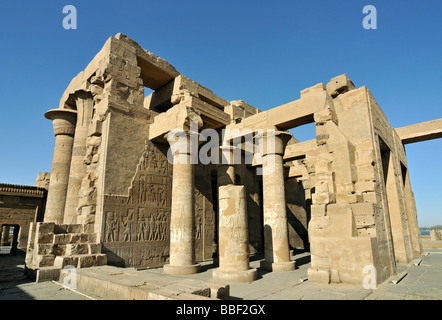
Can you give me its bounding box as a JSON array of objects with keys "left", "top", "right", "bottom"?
[{"left": 419, "top": 225, "right": 442, "bottom": 231}]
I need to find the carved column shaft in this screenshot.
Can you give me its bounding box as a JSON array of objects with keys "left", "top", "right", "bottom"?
[
  {"left": 64, "top": 91, "right": 94, "bottom": 224},
  {"left": 259, "top": 131, "right": 295, "bottom": 272},
  {"left": 217, "top": 145, "right": 238, "bottom": 186},
  {"left": 164, "top": 132, "right": 201, "bottom": 275},
  {"left": 213, "top": 185, "right": 257, "bottom": 282},
  {"left": 44, "top": 109, "right": 77, "bottom": 224}
]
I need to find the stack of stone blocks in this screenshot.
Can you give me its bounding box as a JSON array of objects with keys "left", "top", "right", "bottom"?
[{"left": 26, "top": 222, "right": 106, "bottom": 281}]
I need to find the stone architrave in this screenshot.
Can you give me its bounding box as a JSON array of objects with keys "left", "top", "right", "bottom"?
[
  {"left": 213, "top": 185, "right": 257, "bottom": 283},
  {"left": 259, "top": 130, "right": 296, "bottom": 272},
  {"left": 43, "top": 109, "right": 77, "bottom": 224}
]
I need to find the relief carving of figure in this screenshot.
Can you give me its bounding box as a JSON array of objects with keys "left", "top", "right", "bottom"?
[
  {"left": 160, "top": 213, "right": 168, "bottom": 241},
  {"left": 138, "top": 218, "right": 146, "bottom": 241},
  {"left": 148, "top": 214, "right": 155, "bottom": 241},
  {"left": 105, "top": 212, "right": 117, "bottom": 242},
  {"left": 195, "top": 215, "right": 202, "bottom": 240},
  {"left": 122, "top": 211, "right": 134, "bottom": 242}
]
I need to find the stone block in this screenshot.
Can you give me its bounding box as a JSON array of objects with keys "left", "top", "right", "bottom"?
[
  {"left": 362, "top": 191, "right": 378, "bottom": 204},
  {"left": 53, "top": 234, "right": 70, "bottom": 245},
  {"left": 316, "top": 133, "right": 329, "bottom": 146},
  {"left": 310, "top": 204, "right": 326, "bottom": 217},
  {"left": 77, "top": 254, "right": 97, "bottom": 268},
  {"left": 315, "top": 159, "right": 332, "bottom": 173},
  {"left": 326, "top": 74, "right": 355, "bottom": 98},
  {"left": 66, "top": 244, "right": 89, "bottom": 255},
  {"left": 357, "top": 164, "right": 376, "bottom": 181},
  {"left": 35, "top": 267, "right": 61, "bottom": 283},
  {"left": 336, "top": 193, "right": 360, "bottom": 204},
  {"left": 314, "top": 107, "right": 338, "bottom": 126},
  {"left": 37, "top": 254, "right": 55, "bottom": 267},
  {"left": 308, "top": 216, "right": 330, "bottom": 233},
  {"left": 355, "top": 180, "right": 376, "bottom": 193},
  {"left": 307, "top": 267, "right": 331, "bottom": 284},
  {"left": 54, "top": 256, "right": 79, "bottom": 269},
  {"left": 89, "top": 243, "right": 102, "bottom": 254},
  {"left": 224, "top": 104, "right": 245, "bottom": 121},
  {"left": 300, "top": 83, "right": 326, "bottom": 98},
  {"left": 312, "top": 192, "right": 335, "bottom": 205},
  {"left": 76, "top": 254, "right": 107, "bottom": 268},
  {"left": 69, "top": 234, "right": 82, "bottom": 244},
  {"left": 37, "top": 232, "right": 54, "bottom": 244},
  {"left": 80, "top": 206, "right": 96, "bottom": 218},
  {"left": 55, "top": 224, "right": 83, "bottom": 234},
  {"left": 36, "top": 244, "right": 54, "bottom": 255},
  {"left": 95, "top": 254, "right": 107, "bottom": 266},
  {"left": 83, "top": 223, "right": 95, "bottom": 233},
  {"left": 326, "top": 204, "right": 358, "bottom": 237},
  {"left": 53, "top": 245, "right": 66, "bottom": 256},
  {"left": 354, "top": 214, "right": 375, "bottom": 229},
  {"left": 207, "top": 282, "right": 230, "bottom": 300},
  {"left": 330, "top": 269, "right": 341, "bottom": 283},
  {"left": 310, "top": 254, "right": 330, "bottom": 269},
  {"left": 336, "top": 182, "right": 355, "bottom": 194},
  {"left": 37, "top": 223, "right": 55, "bottom": 234},
  {"left": 87, "top": 233, "right": 97, "bottom": 243},
  {"left": 88, "top": 118, "right": 103, "bottom": 137},
  {"left": 355, "top": 149, "right": 375, "bottom": 166},
  {"left": 350, "top": 202, "right": 376, "bottom": 216}
]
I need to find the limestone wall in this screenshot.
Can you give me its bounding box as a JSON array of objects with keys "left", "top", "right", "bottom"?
[
  {"left": 0, "top": 184, "right": 47, "bottom": 253},
  {"left": 306, "top": 75, "right": 421, "bottom": 285}
]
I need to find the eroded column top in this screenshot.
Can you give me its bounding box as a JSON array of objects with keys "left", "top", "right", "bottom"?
[{"left": 44, "top": 108, "right": 77, "bottom": 136}]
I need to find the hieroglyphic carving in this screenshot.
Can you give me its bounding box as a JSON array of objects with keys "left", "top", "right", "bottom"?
[
  {"left": 194, "top": 183, "right": 216, "bottom": 261},
  {"left": 102, "top": 140, "right": 172, "bottom": 268},
  {"left": 195, "top": 189, "right": 204, "bottom": 240},
  {"left": 137, "top": 208, "right": 168, "bottom": 241}
]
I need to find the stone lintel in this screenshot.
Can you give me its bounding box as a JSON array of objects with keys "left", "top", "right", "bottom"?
[
  {"left": 145, "top": 75, "right": 230, "bottom": 113},
  {"left": 59, "top": 33, "right": 181, "bottom": 109},
  {"left": 115, "top": 33, "right": 180, "bottom": 90},
  {"left": 149, "top": 96, "right": 230, "bottom": 143},
  {"left": 284, "top": 139, "right": 317, "bottom": 161},
  {"left": 395, "top": 118, "right": 442, "bottom": 144},
  {"left": 226, "top": 90, "right": 330, "bottom": 136}
]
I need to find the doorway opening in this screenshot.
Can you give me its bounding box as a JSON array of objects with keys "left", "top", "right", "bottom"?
[{"left": 0, "top": 224, "right": 20, "bottom": 255}]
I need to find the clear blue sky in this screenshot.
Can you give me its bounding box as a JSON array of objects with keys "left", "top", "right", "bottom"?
[{"left": 0, "top": 1, "right": 440, "bottom": 227}]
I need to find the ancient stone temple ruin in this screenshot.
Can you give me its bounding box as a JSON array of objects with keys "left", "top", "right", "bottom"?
[{"left": 23, "top": 33, "right": 442, "bottom": 288}]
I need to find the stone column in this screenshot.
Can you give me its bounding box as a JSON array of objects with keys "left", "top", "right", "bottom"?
[
  {"left": 64, "top": 91, "right": 94, "bottom": 224},
  {"left": 1, "top": 225, "right": 10, "bottom": 246},
  {"left": 259, "top": 130, "right": 295, "bottom": 272},
  {"left": 217, "top": 145, "right": 237, "bottom": 186},
  {"left": 213, "top": 185, "right": 257, "bottom": 283},
  {"left": 44, "top": 109, "right": 77, "bottom": 224},
  {"left": 163, "top": 130, "right": 201, "bottom": 275}
]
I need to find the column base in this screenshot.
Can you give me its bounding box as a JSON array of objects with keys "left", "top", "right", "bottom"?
[
  {"left": 260, "top": 260, "right": 296, "bottom": 272},
  {"left": 163, "top": 263, "right": 201, "bottom": 275},
  {"left": 212, "top": 268, "right": 258, "bottom": 283}
]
